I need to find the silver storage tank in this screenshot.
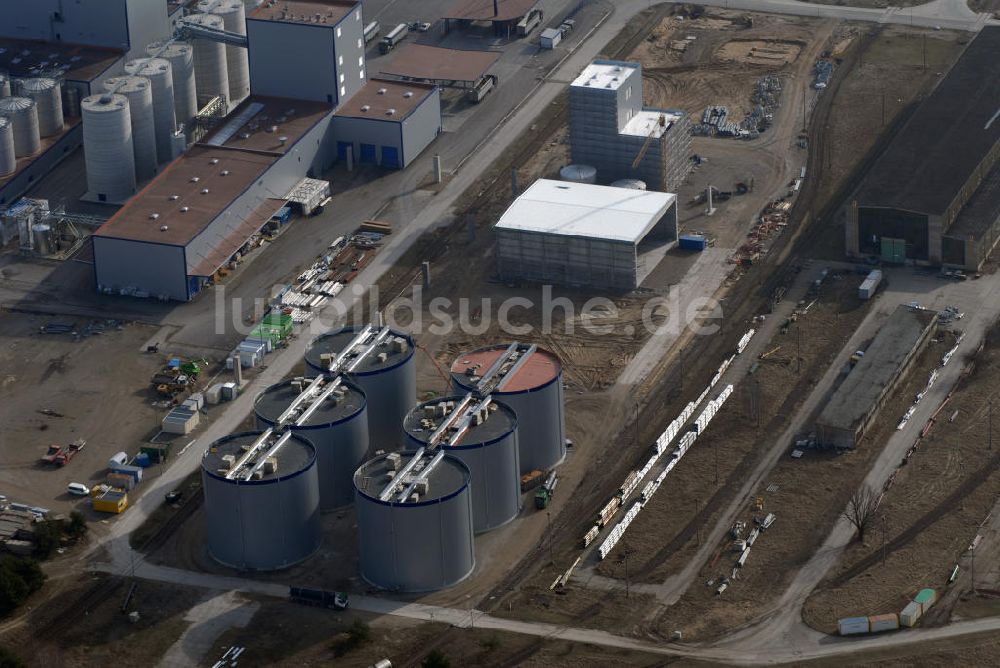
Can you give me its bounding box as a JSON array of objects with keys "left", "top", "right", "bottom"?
[
  {"left": 254, "top": 377, "right": 369, "bottom": 510},
  {"left": 182, "top": 14, "right": 230, "bottom": 107},
  {"left": 202, "top": 431, "right": 322, "bottom": 570},
  {"left": 18, "top": 78, "right": 63, "bottom": 137},
  {"left": 63, "top": 85, "right": 81, "bottom": 118},
  {"left": 125, "top": 58, "right": 177, "bottom": 164},
  {"left": 104, "top": 77, "right": 157, "bottom": 183},
  {"left": 81, "top": 94, "right": 136, "bottom": 203},
  {"left": 198, "top": 0, "right": 250, "bottom": 104},
  {"left": 305, "top": 326, "right": 415, "bottom": 450},
  {"left": 559, "top": 164, "right": 597, "bottom": 184},
  {"left": 0, "top": 97, "right": 40, "bottom": 157},
  {"left": 148, "top": 41, "right": 198, "bottom": 125},
  {"left": 0, "top": 118, "right": 14, "bottom": 175},
  {"left": 354, "top": 453, "right": 475, "bottom": 591},
  {"left": 403, "top": 396, "right": 521, "bottom": 533},
  {"left": 451, "top": 345, "right": 566, "bottom": 474},
  {"left": 0, "top": 73, "right": 10, "bottom": 97}
]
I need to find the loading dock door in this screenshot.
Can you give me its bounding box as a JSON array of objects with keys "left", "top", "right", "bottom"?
[
  {"left": 359, "top": 143, "right": 377, "bottom": 164},
  {"left": 337, "top": 141, "right": 352, "bottom": 161},
  {"left": 381, "top": 146, "right": 400, "bottom": 169}
]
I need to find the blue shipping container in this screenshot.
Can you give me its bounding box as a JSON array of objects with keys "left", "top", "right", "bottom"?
[
  {"left": 110, "top": 464, "right": 143, "bottom": 483},
  {"left": 679, "top": 235, "right": 707, "bottom": 251},
  {"left": 134, "top": 452, "right": 152, "bottom": 468}
]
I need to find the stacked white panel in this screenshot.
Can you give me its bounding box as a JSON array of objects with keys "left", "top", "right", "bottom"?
[
  {"left": 126, "top": 58, "right": 177, "bottom": 164},
  {"left": 198, "top": 0, "right": 250, "bottom": 104},
  {"left": 183, "top": 14, "right": 230, "bottom": 106},
  {"left": 148, "top": 41, "right": 198, "bottom": 126},
  {"left": 81, "top": 94, "right": 136, "bottom": 202},
  {"left": 104, "top": 77, "right": 157, "bottom": 183},
  {"left": 0, "top": 117, "right": 14, "bottom": 175},
  {"left": 18, "top": 78, "right": 63, "bottom": 137},
  {"left": 0, "top": 97, "right": 40, "bottom": 157}
]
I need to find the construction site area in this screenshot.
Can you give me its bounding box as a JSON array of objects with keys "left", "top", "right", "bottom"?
[{"left": 4, "top": 1, "right": 1000, "bottom": 667}]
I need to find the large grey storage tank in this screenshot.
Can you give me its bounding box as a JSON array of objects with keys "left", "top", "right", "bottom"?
[
  {"left": 0, "top": 118, "right": 15, "bottom": 175},
  {"left": 254, "top": 376, "right": 369, "bottom": 510},
  {"left": 0, "top": 97, "right": 40, "bottom": 157},
  {"left": 202, "top": 431, "right": 321, "bottom": 570},
  {"left": 18, "top": 78, "right": 63, "bottom": 137},
  {"left": 104, "top": 76, "right": 157, "bottom": 183},
  {"left": 451, "top": 344, "right": 566, "bottom": 474},
  {"left": 354, "top": 453, "right": 475, "bottom": 591},
  {"left": 0, "top": 74, "right": 10, "bottom": 97},
  {"left": 305, "top": 326, "right": 415, "bottom": 450},
  {"left": 183, "top": 14, "right": 230, "bottom": 107},
  {"left": 148, "top": 41, "right": 198, "bottom": 126},
  {"left": 197, "top": 0, "right": 250, "bottom": 104},
  {"left": 403, "top": 396, "right": 521, "bottom": 533},
  {"left": 125, "top": 58, "right": 177, "bottom": 164},
  {"left": 81, "top": 93, "right": 136, "bottom": 203}
]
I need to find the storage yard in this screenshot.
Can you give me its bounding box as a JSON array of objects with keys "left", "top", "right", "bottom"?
[{"left": 5, "top": 0, "right": 1000, "bottom": 666}]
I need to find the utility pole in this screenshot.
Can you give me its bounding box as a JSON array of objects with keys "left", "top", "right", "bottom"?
[
  {"left": 801, "top": 85, "right": 806, "bottom": 131},
  {"left": 714, "top": 438, "right": 719, "bottom": 486},
  {"left": 922, "top": 34, "right": 927, "bottom": 69},
  {"left": 881, "top": 93, "right": 886, "bottom": 126},
  {"left": 546, "top": 511, "right": 554, "bottom": 565},
  {"left": 881, "top": 515, "right": 887, "bottom": 566},
  {"left": 989, "top": 399, "right": 993, "bottom": 451},
  {"left": 635, "top": 402, "right": 640, "bottom": 446},
  {"left": 796, "top": 326, "right": 801, "bottom": 374}
]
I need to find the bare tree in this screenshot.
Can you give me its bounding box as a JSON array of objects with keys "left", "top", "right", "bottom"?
[{"left": 843, "top": 486, "right": 880, "bottom": 542}]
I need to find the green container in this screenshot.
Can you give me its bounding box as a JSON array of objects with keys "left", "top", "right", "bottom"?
[
  {"left": 881, "top": 237, "right": 906, "bottom": 264},
  {"left": 140, "top": 443, "right": 170, "bottom": 463},
  {"left": 262, "top": 312, "right": 293, "bottom": 335},
  {"left": 914, "top": 588, "right": 937, "bottom": 606}
]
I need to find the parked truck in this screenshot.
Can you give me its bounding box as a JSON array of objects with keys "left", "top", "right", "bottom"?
[
  {"left": 516, "top": 9, "right": 543, "bottom": 36},
  {"left": 40, "top": 439, "right": 86, "bottom": 467},
  {"left": 534, "top": 471, "right": 558, "bottom": 509},
  {"left": 289, "top": 587, "right": 348, "bottom": 610},
  {"left": 379, "top": 23, "right": 408, "bottom": 54},
  {"left": 467, "top": 74, "right": 498, "bottom": 103}
]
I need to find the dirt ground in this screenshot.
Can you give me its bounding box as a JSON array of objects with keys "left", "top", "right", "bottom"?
[
  {"left": 803, "top": 321, "right": 1000, "bottom": 632},
  {"left": 969, "top": 0, "right": 1000, "bottom": 13}
]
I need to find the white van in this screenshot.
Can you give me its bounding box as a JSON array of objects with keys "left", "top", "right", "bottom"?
[
  {"left": 108, "top": 452, "right": 128, "bottom": 468},
  {"left": 67, "top": 482, "right": 90, "bottom": 496}
]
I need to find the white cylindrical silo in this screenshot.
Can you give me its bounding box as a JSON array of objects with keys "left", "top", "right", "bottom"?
[
  {"left": 148, "top": 41, "right": 198, "bottom": 125},
  {"left": 105, "top": 77, "right": 157, "bottom": 183},
  {"left": 0, "top": 97, "right": 40, "bottom": 157},
  {"left": 198, "top": 0, "right": 250, "bottom": 105},
  {"left": 182, "top": 14, "right": 230, "bottom": 107},
  {"left": 18, "top": 78, "right": 63, "bottom": 137},
  {"left": 0, "top": 118, "right": 15, "bottom": 175},
  {"left": 126, "top": 58, "right": 177, "bottom": 164},
  {"left": 82, "top": 93, "right": 136, "bottom": 203},
  {"left": 611, "top": 178, "right": 647, "bottom": 190},
  {"left": 0, "top": 74, "right": 10, "bottom": 98}
]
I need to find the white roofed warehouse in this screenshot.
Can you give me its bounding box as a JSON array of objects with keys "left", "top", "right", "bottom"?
[{"left": 494, "top": 179, "right": 678, "bottom": 290}]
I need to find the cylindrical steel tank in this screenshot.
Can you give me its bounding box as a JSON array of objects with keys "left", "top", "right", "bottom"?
[
  {"left": 104, "top": 77, "right": 157, "bottom": 183},
  {"left": 0, "top": 97, "right": 40, "bottom": 157},
  {"left": 403, "top": 396, "right": 521, "bottom": 533},
  {"left": 17, "top": 78, "right": 62, "bottom": 137},
  {"left": 63, "top": 85, "right": 81, "bottom": 118},
  {"left": 81, "top": 94, "right": 136, "bottom": 202},
  {"left": 126, "top": 58, "right": 177, "bottom": 164},
  {"left": 202, "top": 431, "right": 322, "bottom": 570},
  {"left": 305, "top": 327, "right": 415, "bottom": 450},
  {"left": 0, "top": 74, "right": 11, "bottom": 98},
  {"left": 254, "top": 377, "right": 369, "bottom": 510},
  {"left": 31, "top": 223, "right": 52, "bottom": 255},
  {"left": 354, "top": 453, "right": 475, "bottom": 591},
  {"left": 451, "top": 345, "right": 566, "bottom": 474},
  {"left": 611, "top": 178, "right": 647, "bottom": 190},
  {"left": 0, "top": 118, "right": 14, "bottom": 175},
  {"left": 183, "top": 14, "right": 230, "bottom": 107},
  {"left": 198, "top": 0, "right": 250, "bottom": 104},
  {"left": 148, "top": 41, "right": 198, "bottom": 125},
  {"left": 559, "top": 164, "right": 597, "bottom": 184}
]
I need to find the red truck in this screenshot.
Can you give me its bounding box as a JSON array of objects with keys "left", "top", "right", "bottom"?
[{"left": 40, "top": 439, "right": 86, "bottom": 467}]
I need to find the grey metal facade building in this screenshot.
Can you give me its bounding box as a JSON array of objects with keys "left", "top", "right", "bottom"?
[
  {"left": 569, "top": 60, "right": 692, "bottom": 192},
  {"left": 202, "top": 431, "right": 322, "bottom": 570}
]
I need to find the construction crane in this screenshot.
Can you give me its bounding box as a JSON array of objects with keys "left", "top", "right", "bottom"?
[{"left": 630, "top": 113, "right": 668, "bottom": 190}]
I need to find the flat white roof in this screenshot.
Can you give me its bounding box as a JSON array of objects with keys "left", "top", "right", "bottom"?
[
  {"left": 495, "top": 179, "right": 677, "bottom": 243},
  {"left": 571, "top": 61, "right": 638, "bottom": 91},
  {"left": 623, "top": 109, "right": 683, "bottom": 138}
]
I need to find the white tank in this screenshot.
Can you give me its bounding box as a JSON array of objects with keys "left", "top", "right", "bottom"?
[
  {"left": 0, "top": 97, "right": 40, "bottom": 157},
  {"left": 82, "top": 94, "right": 136, "bottom": 203},
  {"left": 148, "top": 41, "right": 198, "bottom": 126},
  {"left": 611, "top": 179, "right": 647, "bottom": 190},
  {"left": 126, "top": 58, "right": 177, "bottom": 164},
  {"left": 0, "top": 118, "right": 15, "bottom": 175},
  {"left": 18, "top": 78, "right": 63, "bottom": 137},
  {"left": 105, "top": 77, "right": 157, "bottom": 183},
  {"left": 198, "top": 0, "right": 250, "bottom": 104},
  {"left": 0, "top": 74, "right": 10, "bottom": 97},
  {"left": 182, "top": 14, "right": 230, "bottom": 107},
  {"left": 560, "top": 164, "right": 597, "bottom": 184}
]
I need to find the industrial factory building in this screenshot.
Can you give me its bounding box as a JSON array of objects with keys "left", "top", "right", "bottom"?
[
  {"left": 816, "top": 305, "right": 937, "bottom": 449},
  {"left": 494, "top": 179, "right": 679, "bottom": 290},
  {"left": 444, "top": 0, "right": 542, "bottom": 37},
  {"left": 569, "top": 60, "right": 692, "bottom": 192},
  {"left": 846, "top": 27, "right": 1000, "bottom": 271}
]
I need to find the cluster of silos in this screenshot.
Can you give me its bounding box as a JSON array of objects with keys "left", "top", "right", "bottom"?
[
  {"left": 202, "top": 431, "right": 322, "bottom": 570},
  {"left": 18, "top": 78, "right": 63, "bottom": 138},
  {"left": 305, "top": 326, "right": 416, "bottom": 450},
  {"left": 147, "top": 41, "right": 199, "bottom": 127},
  {"left": 451, "top": 345, "right": 567, "bottom": 474},
  {"left": 0, "top": 96, "right": 41, "bottom": 161},
  {"left": 103, "top": 77, "right": 157, "bottom": 183},
  {"left": 403, "top": 397, "right": 522, "bottom": 534},
  {"left": 81, "top": 94, "right": 136, "bottom": 202},
  {"left": 125, "top": 58, "right": 177, "bottom": 162},
  {"left": 354, "top": 453, "right": 476, "bottom": 592},
  {"left": 254, "top": 376, "right": 369, "bottom": 510},
  {"left": 197, "top": 0, "right": 251, "bottom": 105},
  {"left": 182, "top": 13, "right": 231, "bottom": 108}
]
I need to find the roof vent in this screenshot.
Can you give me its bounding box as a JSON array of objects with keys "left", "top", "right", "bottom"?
[
  {"left": 220, "top": 170, "right": 230, "bottom": 176},
  {"left": 377, "top": 88, "right": 387, "bottom": 95},
  {"left": 180, "top": 206, "right": 189, "bottom": 212},
  {"left": 168, "top": 194, "right": 179, "bottom": 201},
  {"left": 201, "top": 188, "right": 210, "bottom": 194},
  {"left": 210, "top": 158, "right": 219, "bottom": 165},
  {"left": 386, "top": 108, "right": 396, "bottom": 116},
  {"left": 190, "top": 176, "right": 200, "bottom": 183},
  {"left": 148, "top": 213, "right": 160, "bottom": 220},
  {"left": 403, "top": 91, "right": 413, "bottom": 98},
  {"left": 278, "top": 136, "right": 287, "bottom": 144},
  {"left": 159, "top": 225, "right": 169, "bottom": 231},
  {"left": 360, "top": 105, "right": 370, "bottom": 112}
]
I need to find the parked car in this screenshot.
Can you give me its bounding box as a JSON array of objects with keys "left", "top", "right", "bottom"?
[
  {"left": 165, "top": 489, "right": 183, "bottom": 503},
  {"left": 67, "top": 482, "right": 90, "bottom": 496}
]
